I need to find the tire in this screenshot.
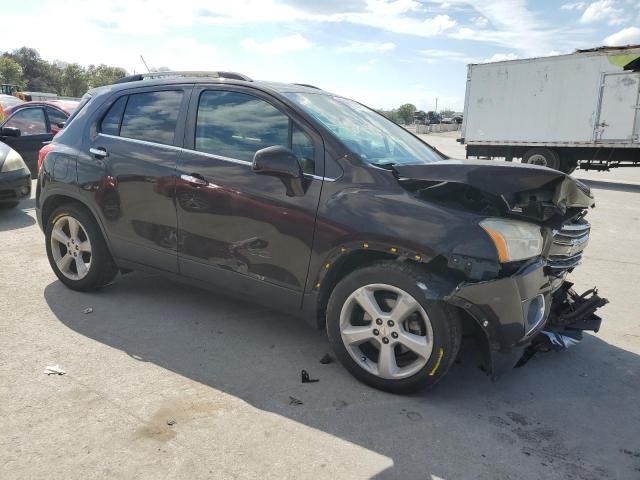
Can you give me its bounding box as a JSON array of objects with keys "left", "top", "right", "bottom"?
[
  {"left": 522, "top": 148, "right": 560, "bottom": 170},
  {"left": 45, "top": 203, "right": 118, "bottom": 291},
  {"left": 326, "top": 261, "right": 462, "bottom": 393}
]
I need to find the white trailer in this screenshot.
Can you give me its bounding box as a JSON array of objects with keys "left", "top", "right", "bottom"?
[{"left": 460, "top": 45, "right": 640, "bottom": 172}]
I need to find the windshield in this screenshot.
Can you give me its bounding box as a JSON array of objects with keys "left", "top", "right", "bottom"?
[{"left": 284, "top": 92, "right": 443, "bottom": 166}]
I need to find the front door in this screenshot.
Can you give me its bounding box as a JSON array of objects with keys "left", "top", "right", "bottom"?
[
  {"left": 596, "top": 72, "right": 640, "bottom": 142},
  {"left": 1, "top": 106, "right": 52, "bottom": 175},
  {"left": 176, "top": 87, "right": 323, "bottom": 304}
]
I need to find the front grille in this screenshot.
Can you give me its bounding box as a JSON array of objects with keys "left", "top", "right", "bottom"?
[{"left": 546, "top": 220, "right": 590, "bottom": 271}]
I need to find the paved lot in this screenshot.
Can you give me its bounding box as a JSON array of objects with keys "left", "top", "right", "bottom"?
[{"left": 1, "top": 147, "right": 639, "bottom": 479}]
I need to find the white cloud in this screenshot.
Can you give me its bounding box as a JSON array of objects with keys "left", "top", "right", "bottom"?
[
  {"left": 338, "top": 41, "right": 396, "bottom": 53},
  {"left": 472, "top": 16, "right": 489, "bottom": 27},
  {"left": 561, "top": 2, "right": 586, "bottom": 10},
  {"left": 580, "top": 0, "right": 625, "bottom": 25},
  {"left": 418, "top": 49, "right": 475, "bottom": 63},
  {"left": 240, "top": 34, "right": 312, "bottom": 54},
  {"left": 482, "top": 53, "right": 519, "bottom": 63},
  {"left": 604, "top": 26, "right": 640, "bottom": 45}
]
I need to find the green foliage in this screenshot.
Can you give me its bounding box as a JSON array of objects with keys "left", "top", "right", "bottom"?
[
  {"left": 0, "top": 57, "right": 24, "bottom": 86},
  {"left": 397, "top": 103, "right": 416, "bottom": 124},
  {"left": 1, "top": 46, "right": 128, "bottom": 97},
  {"left": 439, "top": 109, "right": 456, "bottom": 118}
]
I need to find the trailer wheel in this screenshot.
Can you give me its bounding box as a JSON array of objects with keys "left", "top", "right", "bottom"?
[{"left": 522, "top": 148, "right": 560, "bottom": 170}]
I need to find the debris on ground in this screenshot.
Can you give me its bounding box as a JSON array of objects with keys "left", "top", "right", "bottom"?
[
  {"left": 44, "top": 365, "right": 66, "bottom": 375},
  {"left": 289, "top": 396, "right": 303, "bottom": 405},
  {"left": 319, "top": 353, "right": 333, "bottom": 364},
  {"left": 166, "top": 419, "right": 176, "bottom": 426},
  {"left": 301, "top": 369, "right": 319, "bottom": 383},
  {"left": 83, "top": 307, "right": 93, "bottom": 314}
]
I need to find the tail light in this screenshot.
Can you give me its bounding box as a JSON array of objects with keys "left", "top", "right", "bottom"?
[{"left": 38, "top": 143, "right": 55, "bottom": 172}]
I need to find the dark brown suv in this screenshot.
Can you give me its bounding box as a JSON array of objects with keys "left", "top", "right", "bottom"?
[{"left": 36, "top": 71, "right": 607, "bottom": 392}]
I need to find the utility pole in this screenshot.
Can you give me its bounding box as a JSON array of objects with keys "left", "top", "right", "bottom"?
[{"left": 435, "top": 97, "right": 438, "bottom": 113}]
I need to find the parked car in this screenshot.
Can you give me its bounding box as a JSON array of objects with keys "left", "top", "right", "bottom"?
[
  {"left": 0, "top": 100, "right": 79, "bottom": 176},
  {"left": 36, "top": 71, "right": 607, "bottom": 392},
  {"left": 0, "top": 142, "right": 31, "bottom": 208}
]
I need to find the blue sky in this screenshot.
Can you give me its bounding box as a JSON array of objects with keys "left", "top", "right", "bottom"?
[{"left": 3, "top": 0, "right": 640, "bottom": 110}]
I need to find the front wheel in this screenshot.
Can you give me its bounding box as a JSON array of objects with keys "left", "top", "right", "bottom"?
[
  {"left": 45, "top": 203, "right": 118, "bottom": 291},
  {"left": 326, "top": 261, "right": 462, "bottom": 393},
  {"left": 522, "top": 147, "right": 560, "bottom": 170}
]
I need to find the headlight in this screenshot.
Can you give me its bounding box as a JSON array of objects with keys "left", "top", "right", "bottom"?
[
  {"left": 480, "top": 218, "right": 543, "bottom": 263},
  {"left": 1, "top": 148, "right": 27, "bottom": 173}
]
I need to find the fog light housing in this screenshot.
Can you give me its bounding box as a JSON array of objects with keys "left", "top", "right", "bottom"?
[
  {"left": 20, "top": 185, "right": 30, "bottom": 195},
  {"left": 523, "top": 294, "right": 545, "bottom": 335}
]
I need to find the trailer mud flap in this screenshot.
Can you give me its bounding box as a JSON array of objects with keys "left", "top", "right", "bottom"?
[{"left": 516, "top": 283, "right": 608, "bottom": 367}]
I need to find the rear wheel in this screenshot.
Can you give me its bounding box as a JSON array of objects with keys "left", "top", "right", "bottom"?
[
  {"left": 45, "top": 203, "right": 118, "bottom": 291},
  {"left": 522, "top": 147, "right": 560, "bottom": 170},
  {"left": 326, "top": 261, "right": 462, "bottom": 393}
]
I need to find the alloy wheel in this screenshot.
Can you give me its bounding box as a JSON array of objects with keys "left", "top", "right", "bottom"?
[
  {"left": 339, "top": 284, "right": 434, "bottom": 380},
  {"left": 50, "top": 215, "right": 92, "bottom": 281}
]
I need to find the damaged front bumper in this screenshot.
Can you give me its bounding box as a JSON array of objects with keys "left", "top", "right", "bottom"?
[{"left": 444, "top": 259, "right": 608, "bottom": 379}]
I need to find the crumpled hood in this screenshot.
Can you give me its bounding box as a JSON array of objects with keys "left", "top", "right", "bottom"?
[{"left": 393, "top": 160, "right": 594, "bottom": 224}]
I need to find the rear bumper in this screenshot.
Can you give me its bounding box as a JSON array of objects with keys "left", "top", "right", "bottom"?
[{"left": 0, "top": 167, "right": 31, "bottom": 203}]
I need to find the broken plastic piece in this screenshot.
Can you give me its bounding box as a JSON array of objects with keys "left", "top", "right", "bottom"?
[
  {"left": 301, "top": 369, "right": 319, "bottom": 383},
  {"left": 44, "top": 365, "right": 66, "bottom": 375},
  {"left": 319, "top": 354, "right": 334, "bottom": 365},
  {"left": 289, "top": 396, "right": 303, "bottom": 405},
  {"left": 83, "top": 307, "right": 93, "bottom": 314},
  {"left": 167, "top": 419, "right": 176, "bottom": 426}
]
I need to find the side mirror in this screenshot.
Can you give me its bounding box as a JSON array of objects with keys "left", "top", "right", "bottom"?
[
  {"left": 1, "top": 126, "right": 21, "bottom": 137},
  {"left": 252, "top": 145, "right": 305, "bottom": 197}
]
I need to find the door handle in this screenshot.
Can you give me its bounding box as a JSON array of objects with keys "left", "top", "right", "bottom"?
[
  {"left": 89, "top": 147, "right": 108, "bottom": 159},
  {"left": 180, "top": 173, "right": 208, "bottom": 186}
]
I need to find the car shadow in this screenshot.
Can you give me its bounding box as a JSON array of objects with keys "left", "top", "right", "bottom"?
[
  {"left": 44, "top": 272, "right": 640, "bottom": 479},
  {"left": 0, "top": 198, "right": 36, "bottom": 231}
]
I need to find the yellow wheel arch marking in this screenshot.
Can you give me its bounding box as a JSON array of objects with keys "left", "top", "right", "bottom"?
[
  {"left": 428, "top": 348, "right": 444, "bottom": 376},
  {"left": 50, "top": 213, "right": 69, "bottom": 225}
]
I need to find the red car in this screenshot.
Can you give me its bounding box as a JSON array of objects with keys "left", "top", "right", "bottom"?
[{"left": 0, "top": 99, "right": 79, "bottom": 175}]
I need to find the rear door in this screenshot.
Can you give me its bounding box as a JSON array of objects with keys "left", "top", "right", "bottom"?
[
  {"left": 595, "top": 72, "right": 640, "bottom": 142},
  {"left": 89, "top": 86, "right": 191, "bottom": 273},
  {"left": 175, "top": 86, "right": 324, "bottom": 306},
  {"left": 0, "top": 106, "right": 51, "bottom": 174}
]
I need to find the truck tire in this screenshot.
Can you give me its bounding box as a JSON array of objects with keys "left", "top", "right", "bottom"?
[
  {"left": 522, "top": 148, "right": 560, "bottom": 170},
  {"left": 326, "top": 261, "right": 462, "bottom": 393},
  {"left": 45, "top": 203, "right": 118, "bottom": 291}
]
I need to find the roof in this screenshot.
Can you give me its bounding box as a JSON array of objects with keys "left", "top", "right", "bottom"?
[
  {"left": 4, "top": 100, "right": 79, "bottom": 115},
  {"left": 574, "top": 45, "right": 640, "bottom": 53},
  {"left": 90, "top": 71, "right": 333, "bottom": 98}
]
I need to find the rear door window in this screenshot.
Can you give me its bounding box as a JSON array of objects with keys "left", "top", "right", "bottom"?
[
  {"left": 118, "top": 90, "right": 183, "bottom": 145},
  {"left": 100, "top": 96, "right": 127, "bottom": 136}
]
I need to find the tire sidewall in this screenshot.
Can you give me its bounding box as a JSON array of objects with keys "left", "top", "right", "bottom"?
[
  {"left": 523, "top": 147, "right": 559, "bottom": 171},
  {"left": 326, "top": 264, "right": 459, "bottom": 393}
]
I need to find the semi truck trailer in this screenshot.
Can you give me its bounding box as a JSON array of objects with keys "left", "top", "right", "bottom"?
[{"left": 459, "top": 45, "right": 640, "bottom": 173}]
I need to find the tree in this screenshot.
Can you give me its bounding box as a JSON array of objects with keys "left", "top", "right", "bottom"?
[
  {"left": 86, "top": 64, "right": 127, "bottom": 88},
  {"left": 439, "top": 109, "right": 455, "bottom": 118},
  {"left": 0, "top": 57, "right": 24, "bottom": 86},
  {"left": 5, "top": 47, "right": 55, "bottom": 91},
  {"left": 397, "top": 103, "right": 417, "bottom": 124},
  {"left": 61, "top": 63, "right": 88, "bottom": 97}
]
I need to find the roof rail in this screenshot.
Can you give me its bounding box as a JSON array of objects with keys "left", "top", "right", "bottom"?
[
  {"left": 112, "top": 71, "right": 253, "bottom": 85},
  {"left": 293, "top": 83, "right": 322, "bottom": 90}
]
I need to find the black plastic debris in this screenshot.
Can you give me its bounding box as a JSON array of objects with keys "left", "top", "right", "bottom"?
[
  {"left": 289, "top": 396, "right": 303, "bottom": 405},
  {"left": 301, "top": 369, "right": 319, "bottom": 383},
  {"left": 319, "top": 354, "right": 333, "bottom": 365}
]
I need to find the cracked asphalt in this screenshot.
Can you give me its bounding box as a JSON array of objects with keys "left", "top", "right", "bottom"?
[{"left": 1, "top": 139, "right": 639, "bottom": 479}]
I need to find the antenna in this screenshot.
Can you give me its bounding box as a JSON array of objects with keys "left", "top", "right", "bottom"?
[{"left": 140, "top": 55, "right": 151, "bottom": 73}]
